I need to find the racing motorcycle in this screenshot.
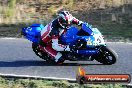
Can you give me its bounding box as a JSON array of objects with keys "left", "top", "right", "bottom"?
[{"left": 22, "top": 23, "right": 118, "bottom": 65}]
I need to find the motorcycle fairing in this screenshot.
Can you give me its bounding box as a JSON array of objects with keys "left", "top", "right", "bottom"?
[
  {"left": 60, "top": 23, "right": 106, "bottom": 47},
  {"left": 92, "top": 28, "right": 106, "bottom": 46},
  {"left": 60, "top": 26, "right": 79, "bottom": 45},
  {"left": 22, "top": 24, "right": 44, "bottom": 43}
]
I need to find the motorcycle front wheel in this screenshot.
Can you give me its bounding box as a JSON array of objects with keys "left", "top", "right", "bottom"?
[{"left": 95, "top": 46, "right": 117, "bottom": 65}]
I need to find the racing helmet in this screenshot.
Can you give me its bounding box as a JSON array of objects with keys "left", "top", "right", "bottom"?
[{"left": 58, "top": 11, "right": 73, "bottom": 28}]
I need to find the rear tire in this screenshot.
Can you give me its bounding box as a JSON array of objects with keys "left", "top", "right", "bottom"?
[
  {"left": 32, "top": 43, "right": 65, "bottom": 65},
  {"left": 32, "top": 43, "right": 50, "bottom": 61},
  {"left": 95, "top": 46, "right": 117, "bottom": 65}
]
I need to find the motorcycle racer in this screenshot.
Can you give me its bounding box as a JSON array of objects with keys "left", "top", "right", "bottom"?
[{"left": 40, "top": 10, "right": 83, "bottom": 64}]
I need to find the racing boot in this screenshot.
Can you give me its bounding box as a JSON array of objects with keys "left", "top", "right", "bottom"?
[{"left": 55, "top": 54, "right": 65, "bottom": 65}]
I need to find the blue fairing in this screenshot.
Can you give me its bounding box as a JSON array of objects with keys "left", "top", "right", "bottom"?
[
  {"left": 82, "top": 23, "right": 93, "bottom": 35},
  {"left": 60, "top": 26, "right": 79, "bottom": 45},
  {"left": 77, "top": 50, "right": 97, "bottom": 55},
  {"left": 60, "top": 24, "right": 95, "bottom": 47},
  {"left": 60, "top": 23, "right": 104, "bottom": 55},
  {"left": 22, "top": 24, "right": 44, "bottom": 43}
]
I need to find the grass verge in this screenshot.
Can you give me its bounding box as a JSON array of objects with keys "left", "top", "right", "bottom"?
[
  {"left": 0, "top": 76, "right": 129, "bottom": 88},
  {"left": 97, "top": 22, "right": 132, "bottom": 42}
]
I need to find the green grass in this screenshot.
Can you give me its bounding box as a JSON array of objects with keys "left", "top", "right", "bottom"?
[
  {"left": 96, "top": 22, "right": 132, "bottom": 41},
  {"left": 0, "top": 77, "right": 129, "bottom": 88}
]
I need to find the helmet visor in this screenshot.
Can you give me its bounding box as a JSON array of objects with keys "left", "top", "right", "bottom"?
[{"left": 59, "top": 17, "right": 70, "bottom": 26}]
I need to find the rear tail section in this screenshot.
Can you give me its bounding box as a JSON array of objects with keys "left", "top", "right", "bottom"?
[{"left": 22, "top": 24, "right": 44, "bottom": 43}]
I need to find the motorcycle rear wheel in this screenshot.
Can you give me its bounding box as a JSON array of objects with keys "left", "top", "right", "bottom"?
[
  {"left": 32, "top": 43, "right": 51, "bottom": 61},
  {"left": 32, "top": 43, "right": 65, "bottom": 64},
  {"left": 95, "top": 46, "right": 117, "bottom": 65}
]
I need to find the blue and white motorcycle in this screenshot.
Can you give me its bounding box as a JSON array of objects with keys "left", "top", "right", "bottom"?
[{"left": 22, "top": 23, "right": 117, "bottom": 65}]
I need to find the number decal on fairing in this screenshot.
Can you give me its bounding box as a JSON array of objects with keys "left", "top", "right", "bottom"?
[
  {"left": 97, "top": 35, "right": 103, "bottom": 43},
  {"left": 97, "top": 38, "right": 101, "bottom": 43}
]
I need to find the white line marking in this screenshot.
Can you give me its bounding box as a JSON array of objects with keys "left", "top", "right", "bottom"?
[
  {"left": 0, "top": 73, "right": 76, "bottom": 81},
  {"left": 0, "top": 37, "right": 17, "bottom": 39}
]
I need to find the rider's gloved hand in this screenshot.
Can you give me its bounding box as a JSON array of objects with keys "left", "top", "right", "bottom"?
[{"left": 78, "top": 21, "right": 83, "bottom": 26}]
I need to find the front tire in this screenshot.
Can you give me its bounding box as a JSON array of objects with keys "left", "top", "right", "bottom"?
[{"left": 95, "top": 46, "right": 117, "bottom": 65}]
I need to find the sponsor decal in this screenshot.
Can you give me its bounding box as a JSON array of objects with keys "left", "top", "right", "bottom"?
[{"left": 76, "top": 66, "right": 131, "bottom": 84}]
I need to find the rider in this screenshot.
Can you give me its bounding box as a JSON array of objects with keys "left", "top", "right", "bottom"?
[{"left": 40, "top": 10, "right": 83, "bottom": 64}]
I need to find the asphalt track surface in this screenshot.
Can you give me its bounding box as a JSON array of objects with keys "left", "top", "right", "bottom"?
[{"left": 0, "top": 38, "right": 132, "bottom": 83}]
